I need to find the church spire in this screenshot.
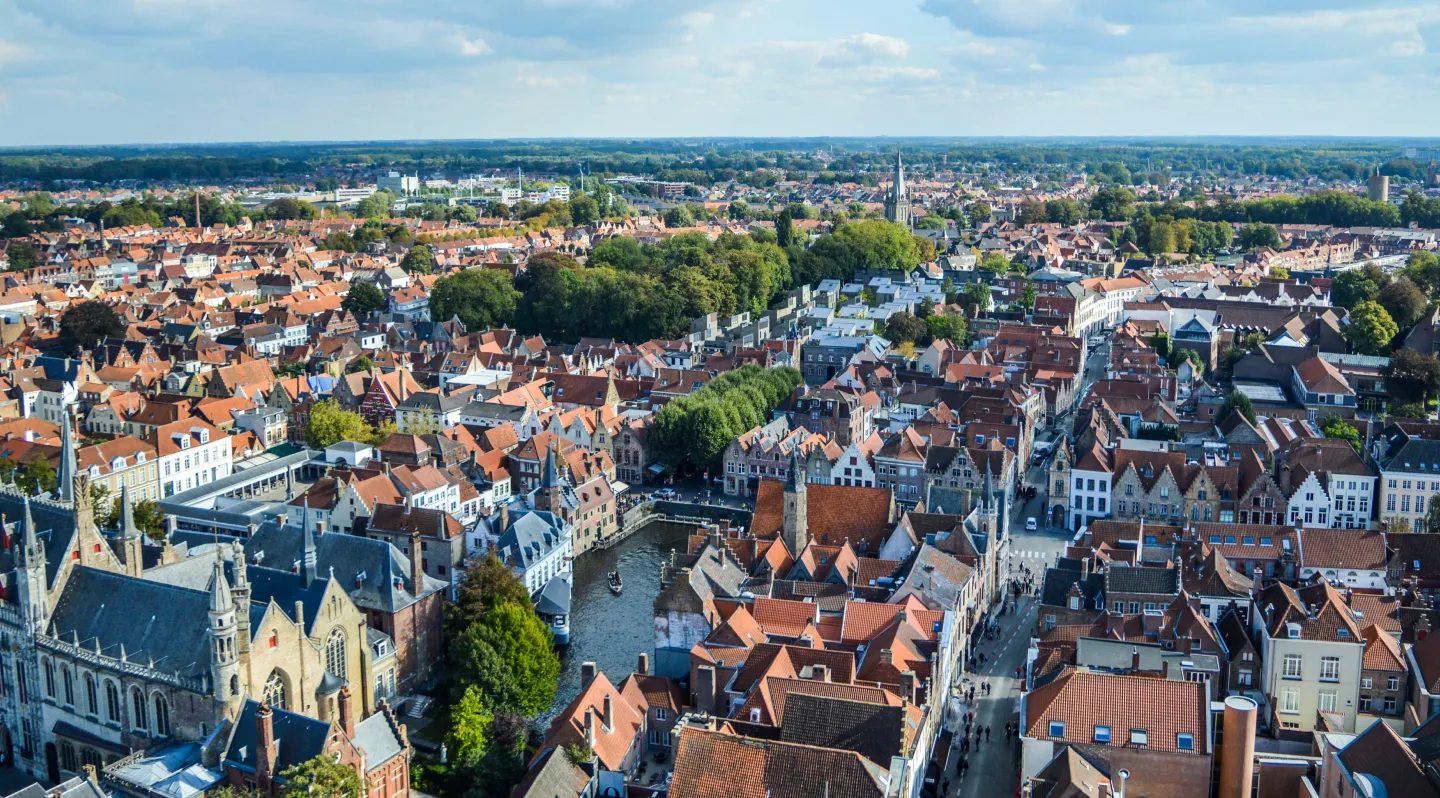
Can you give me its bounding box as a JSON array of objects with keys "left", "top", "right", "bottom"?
[
  {"left": 300, "top": 497, "right": 317, "bottom": 588},
  {"left": 58, "top": 408, "right": 77, "bottom": 503},
  {"left": 119, "top": 482, "right": 140, "bottom": 539},
  {"left": 20, "top": 495, "right": 40, "bottom": 565}
]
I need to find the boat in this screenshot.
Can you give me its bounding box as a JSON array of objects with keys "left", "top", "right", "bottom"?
[{"left": 607, "top": 570, "right": 623, "bottom": 594}]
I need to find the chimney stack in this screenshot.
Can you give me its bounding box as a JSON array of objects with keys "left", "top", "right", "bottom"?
[
  {"left": 602, "top": 694, "right": 614, "bottom": 732},
  {"left": 584, "top": 708, "right": 597, "bottom": 747},
  {"left": 409, "top": 530, "right": 425, "bottom": 591},
  {"left": 695, "top": 665, "right": 716, "bottom": 714},
  {"left": 1131, "top": 649, "right": 1141, "bottom": 672},
  {"left": 256, "top": 702, "right": 278, "bottom": 793},
  {"left": 900, "top": 670, "right": 917, "bottom": 705},
  {"left": 637, "top": 652, "right": 649, "bottom": 676},
  {"left": 338, "top": 686, "right": 356, "bottom": 739},
  {"left": 1219, "top": 697, "right": 1257, "bottom": 798},
  {"left": 581, "top": 661, "right": 597, "bottom": 688}
]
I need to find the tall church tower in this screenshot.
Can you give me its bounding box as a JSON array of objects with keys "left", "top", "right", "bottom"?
[
  {"left": 781, "top": 448, "right": 809, "bottom": 556},
  {"left": 16, "top": 497, "right": 48, "bottom": 636},
  {"left": 208, "top": 555, "right": 241, "bottom": 709},
  {"left": 884, "top": 149, "right": 913, "bottom": 229},
  {"left": 57, "top": 409, "right": 77, "bottom": 503}
]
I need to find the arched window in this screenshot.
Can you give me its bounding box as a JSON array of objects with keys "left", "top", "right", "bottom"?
[
  {"left": 263, "top": 670, "right": 287, "bottom": 710},
  {"left": 105, "top": 681, "right": 121, "bottom": 722},
  {"left": 153, "top": 693, "right": 170, "bottom": 737},
  {"left": 324, "top": 629, "right": 347, "bottom": 679},
  {"left": 229, "top": 675, "right": 239, "bottom": 698},
  {"left": 60, "top": 741, "right": 76, "bottom": 773},
  {"left": 84, "top": 674, "right": 97, "bottom": 716},
  {"left": 43, "top": 660, "right": 54, "bottom": 698},
  {"left": 131, "top": 687, "right": 149, "bottom": 731},
  {"left": 62, "top": 666, "right": 74, "bottom": 706}
]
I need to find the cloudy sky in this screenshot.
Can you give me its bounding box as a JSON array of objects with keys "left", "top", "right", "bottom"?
[{"left": 1, "top": 0, "right": 1437, "bottom": 146}]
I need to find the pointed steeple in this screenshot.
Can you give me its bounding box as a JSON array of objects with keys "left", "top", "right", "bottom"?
[
  {"left": 983, "top": 459, "right": 993, "bottom": 509},
  {"left": 119, "top": 482, "right": 140, "bottom": 539},
  {"left": 58, "top": 408, "right": 77, "bottom": 503},
  {"left": 20, "top": 496, "right": 40, "bottom": 565},
  {"left": 300, "top": 498, "right": 317, "bottom": 588},
  {"left": 540, "top": 444, "right": 562, "bottom": 490},
  {"left": 895, "top": 149, "right": 906, "bottom": 197},
  {"left": 785, "top": 445, "right": 805, "bottom": 492},
  {"left": 209, "top": 554, "right": 233, "bottom": 614}
]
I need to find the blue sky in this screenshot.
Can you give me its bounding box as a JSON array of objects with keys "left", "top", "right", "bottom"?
[{"left": 1, "top": 0, "right": 1438, "bottom": 145}]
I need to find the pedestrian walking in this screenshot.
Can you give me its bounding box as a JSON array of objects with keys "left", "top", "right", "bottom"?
[{"left": 985, "top": 726, "right": 991, "bottom": 742}]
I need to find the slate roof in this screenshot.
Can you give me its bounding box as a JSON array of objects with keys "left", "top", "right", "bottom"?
[
  {"left": 777, "top": 693, "right": 904, "bottom": 767},
  {"left": 352, "top": 710, "right": 406, "bottom": 769},
  {"left": 1103, "top": 565, "right": 1179, "bottom": 597},
  {"left": 1023, "top": 668, "right": 1209, "bottom": 755},
  {"left": 51, "top": 566, "right": 213, "bottom": 681},
  {"left": 1336, "top": 720, "right": 1439, "bottom": 798},
  {"left": 222, "top": 699, "right": 330, "bottom": 777},
  {"left": 243, "top": 523, "right": 445, "bottom": 614}
]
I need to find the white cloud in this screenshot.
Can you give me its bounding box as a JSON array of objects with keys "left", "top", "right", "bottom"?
[
  {"left": 818, "top": 32, "right": 911, "bottom": 67},
  {"left": 456, "top": 36, "right": 493, "bottom": 56},
  {"left": 0, "top": 40, "right": 35, "bottom": 66}
]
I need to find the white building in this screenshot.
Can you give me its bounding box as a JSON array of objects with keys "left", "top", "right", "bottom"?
[{"left": 151, "top": 419, "right": 233, "bottom": 498}]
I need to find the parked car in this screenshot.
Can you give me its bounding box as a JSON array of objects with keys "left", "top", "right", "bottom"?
[
  {"left": 1025, "top": 517, "right": 1039, "bottom": 532},
  {"left": 654, "top": 488, "right": 677, "bottom": 501}
]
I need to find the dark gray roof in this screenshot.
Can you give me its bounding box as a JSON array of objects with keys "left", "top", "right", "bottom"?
[
  {"left": 0, "top": 492, "right": 80, "bottom": 589},
  {"left": 533, "top": 574, "right": 572, "bottom": 617},
  {"left": 223, "top": 700, "right": 329, "bottom": 777},
  {"left": 351, "top": 712, "right": 405, "bottom": 769},
  {"left": 50, "top": 567, "right": 213, "bottom": 681},
  {"left": 244, "top": 523, "right": 445, "bottom": 615},
  {"left": 496, "top": 511, "right": 569, "bottom": 571},
  {"left": 1103, "top": 565, "right": 1180, "bottom": 597},
  {"left": 1040, "top": 566, "right": 1105, "bottom": 611},
  {"left": 778, "top": 693, "right": 904, "bottom": 767},
  {"left": 510, "top": 746, "right": 590, "bottom": 798}
]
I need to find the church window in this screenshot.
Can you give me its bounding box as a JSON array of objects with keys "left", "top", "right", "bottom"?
[
  {"left": 62, "top": 666, "right": 73, "bottom": 706},
  {"left": 84, "top": 674, "right": 97, "bottom": 716},
  {"left": 153, "top": 693, "right": 171, "bottom": 737},
  {"left": 264, "top": 670, "right": 288, "bottom": 710},
  {"left": 325, "top": 629, "right": 348, "bottom": 679},
  {"left": 105, "top": 681, "right": 121, "bottom": 722},
  {"left": 43, "top": 660, "right": 54, "bottom": 698},
  {"left": 131, "top": 687, "right": 149, "bottom": 731},
  {"left": 60, "top": 741, "right": 76, "bottom": 773}
]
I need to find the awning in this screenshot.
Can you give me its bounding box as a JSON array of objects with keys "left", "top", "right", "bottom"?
[
  {"left": 647, "top": 463, "right": 666, "bottom": 475},
  {"left": 610, "top": 480, "right": 629, "bottom": 495}
]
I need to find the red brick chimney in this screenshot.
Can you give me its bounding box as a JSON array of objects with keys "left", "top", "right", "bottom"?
[
  {"left": 256, "top": 702, "right": 277, "bottom": 793},
  {"left": 338, "top": 686, "right": 356, "bottom": 739}
]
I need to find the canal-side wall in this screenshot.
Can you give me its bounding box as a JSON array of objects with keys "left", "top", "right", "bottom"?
[{"left": 602, "top": 500, "right": 753, "bottom": 550}]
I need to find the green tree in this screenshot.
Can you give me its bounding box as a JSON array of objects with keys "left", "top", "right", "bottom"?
[
  {"left": 662, "top": 205, "right": 695, "bottom": 228},
  {"left": 265, "top": 198, "right": 319, "bottom": 221},
  {"left": 977, "top": 252, "right": 1009, "bottom": 274},
  {"left": 401, "top": 244, "right": 435, "bottom": 275},
  {"left": 453, "top": 603, "right": 559, "bottom": 717},
  {"left": 925, "top": 314, "right": 966, "bottom": 345},
  {"left": 276, "top": 754, "right": 363, "bottom": 798},
  {"left": 4, "top": 242, "right": 39, "bottom": 271},
  {"left": 15, "top": 457, "right": 56, "bottom": 497},
  {"left": 1392, "top": 403, "right": 1429, "bottom": 420},
  {"left": 133, "top": 499, "right": 167, "bottom": 541},
  {"left": 0, "top": 457, "right": 17, "bottom": 485},
  {"left": 1320, "top": 413, "right": 1362, "bottom": 455},
  {"left": 1379, "top": 276, "right": 1428, "bottom": 330},
  {"left": 449, "top": 204, "right": 478, "bottom": 223},
  {"left": 1217, "top": 390, "right": 1257, "bottom": 426},
  {"left": 430, "top": 268, "right": 519, "bottom": 331},
  {"left": 1018, "top": 279, "right": 1038, "bottom": 312},
  {"left": 342, "top": 282, "right": 386, "bottom": 316},
  {"left": 1426, "top": 496, "right": 1440, "bottom": 534},
  {"left": 347, "top": 355, "right": 374, "bottom": 374},
  {"left": 448, "top": 554, "right": 533, "bottom": 638},
  {"left": 1345, "top": 300, "right": 1399, "bottom": 355},
  {"left": 776, "top": 209, "right": 795, "bottom": 249},
  {"left": 968, "top": 201, "right": 992, "bottom": 228},
  {"left": 961, "top": 282, "right": 991, "bottom": 312},
  {"left": 354, "top": 191, "right": 394, "bottom": 219},
  {"left": 1331, "top": 270, "right": 1380, "bottom": 310},
  {"left": 884, "top": 311, "right": 928, "bottom": 344},
  {"left": 321, "top": 231, "right": 357, "bottom": 252},
  {"left": 1402, "top": 251, "right": 1440, "bottom": 297},
  {"left": 305, "top": 399, "right": 374, "bottom": 449},
  {"left": 448, "top": 685, "right": 493, "bottom": 767},
  {"left": 59, "top": 301, "right": 125, "bottom": 355},
  {"left": 569, "top": 193, "right": 599, "bottom": 225},
  {"left": 1237, "top": 222, "right": 1281, "bottom": 251},
  {"left": 1384, "top": 349, "right": 1440, "bottom": 405}
]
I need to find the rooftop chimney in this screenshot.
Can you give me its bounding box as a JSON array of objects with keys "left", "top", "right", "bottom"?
[
  {"left": 637, "top": 652, "right": 649, "bottom": 676},
  {"left": 338, "top": 685, "right": 356, "bottom": 739},
  {"left": 256, "top": 702, "right": 277, "bottom": 793},
  {"left": 602, "top": 694, "right": 614, "bottom": 732},
  {"left": 581, "top": 661, "right": 597, "bottom": 688},
  {"left": 900, "top": 670, "right": 917, "bottom": 705}
]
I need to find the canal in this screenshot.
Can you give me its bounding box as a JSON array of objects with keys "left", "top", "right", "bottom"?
[{"left": 544, "top": 519, "right": 697, "bottom": 722}]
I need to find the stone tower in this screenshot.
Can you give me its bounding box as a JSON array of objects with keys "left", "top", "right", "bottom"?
[
  {"left": 209, "top": 554, "right": 241, "bottom": 708},
  {"left": 535, "top": 444, "right": 566, "bottom": 519},
  {"left": 884, "top": 149, "right": 912, "bottom": 229},
  {"left": 57, "top": 408, "right": 77, "bottom": 503},
  {"left": 782, "top": 447, "right": 809, "bottom": 556},
  {"left": 116, "top": 482, "right": 145, "bottom": 577},
  {"left": 15, "top": 497, "right": 48, "bottom": 636}
]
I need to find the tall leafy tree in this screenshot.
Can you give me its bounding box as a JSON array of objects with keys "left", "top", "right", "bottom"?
[
  {"left": 430, "top": 268, "right": 519, "bottom": 330},
  {"left": 1331, "top": 270, "right": 1380, "bottom": 310},
  {"left": 277, "top": 755, "right": 363, "bottom": 798},
  {"left": 1379, "top": 276, "right": 1428, "bottom": 330},
  {"left": 401, "top": 243, "right": 435, "bottom": 275},
  {"left": 304, "top": 400, "right": 374, "bottom": 449},
  {"left": 1217, "top": 390, "right": 1257, "bottom": 426},
  {"left": 59, "top": 301, "right": 124, "bottom": 355},
  {"left": 1345, "top": 300, "right": 1399, "bottom": 355},
  {"left": 341, "top": 282, "right": 386, "bottom": 316}
]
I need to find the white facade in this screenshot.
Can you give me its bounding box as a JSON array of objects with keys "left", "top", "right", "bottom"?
[
  {"left": 828, "top": 443, "right": 878, "bottom": 488},
  {"left": 159, "top": 428, "right": 233, "bottom": 498},
  {"left": 1379, "top": 470, "right": 1439, "bottom": 531},
  {"left": 1069, "top": 467, "right": 1112, "bottom": 531},
  {"left": 1287, "top": 473, "right": 1375, "bottom": 530}
]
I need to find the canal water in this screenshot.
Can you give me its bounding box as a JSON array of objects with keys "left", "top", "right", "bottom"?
[{"left": 544, "top": 519, "right": 697, "bottom": 723}]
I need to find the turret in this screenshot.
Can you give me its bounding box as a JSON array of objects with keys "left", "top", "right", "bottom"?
[
  {"left": 232, "top": 540, "right": 252, "bottom": 657},
  {"left": 300, "top": 499, "right": 318, "bottom": 589},
  {"left": 782, "top": 446, "right": 809, "bottom": 556},
  {"left": 116, "top": 482, "right": 145, "bottom": 577},
  {"left": 209, "top": 555, "right": 240, "bottom": 706},
  {"left": 536, "top": 444, "right": 565, "bottom": 518}
]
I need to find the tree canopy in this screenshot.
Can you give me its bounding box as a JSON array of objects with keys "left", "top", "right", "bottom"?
[
  {"left": 430, "top": 268, "right": 520, "bottom": 331},
  {"left": 277, "top": 755, "right": 364, "bottom": 798},
  {"left": 341, "top": 282, "right": 386, "bottom": 317},
  {"left": 1344, "top": 300, "right": 1399, "bottom": 356},
  {"left": 648, "top": 364, "right": 803, "bottom": 468},
  {"left": 1217, "top": 390, "right": 1256, "bottom": 426},
  {"left": 59, "top": 302, "right": 125, "bottom": 356},
  {"left": 304, "top": 399, "right": 374, "bottom": 449}
]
